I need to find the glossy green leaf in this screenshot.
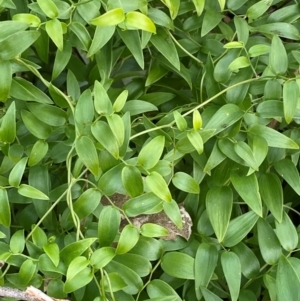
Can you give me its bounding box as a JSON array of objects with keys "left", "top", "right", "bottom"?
[
  {"left": 248, "top": 44, "right": 270, "bottom": 57},
  {"left": 28, "top": 140, "right": 48, "bottom": 167},
  {"left": 113, "top": 90, "right": 128, "bottom": 112},
  {"left": 259, "top": 173, "right": 283, "bottom": 222},
  {"left": 141, "top": 223, "right": 169, "bottom": 238},
  {"left": 12, "top": 13, "right": 41, "bottom": 27},
  {"left": 161, "top": 252, "right": 194, "bottom": 279},
  {"left": 147, "top": 279, "right": 180, "bottom": 300},
  {"left": 251, "top": 135, "right": 268, "bottom": 167},
  {"left": 116, "top": 225, "right": 140, "bottom": 254},
  {"left": 19, "top": 259, "right": 36, "bottom": 285},
  {"left": 223, "top": 211, "right": 259, "bottom": 247},
  {"left": 204, "top": 142, "right": 226, "bottom": 173},
  {"left": 223, "top": 41, "right": 244, "bottom": 49},
  {"left": 276, "top": 255, "right": 300, "bottom": 301},
  {"left": 125, "top": 11, "right": 156, "bottom": 33},
  {"left": 60, "top": 238, "right": 97, "bottom": 265},
  {"left": 163, "top": 199, "right": 182, "bottom": 229},
  {"left": 92, "top": 121, "right": 119, "bottom": 159},
  {"left": 275, "top": 211, "right": 298, "bottom": 251},
  {"left": 228, "top": 56, "right": 250, "bottom": 71},
  {"left": 122, "top": 166, "right": 144, "bottom": 198},
  {"left": 248, "top": 124, "right": 299, "bottom": 149},
  {"left": 75, "top": 136, "right": 100, "bottom": 176},
  {"left": 257, "top": 218, "right": 281, "bottom": 265},
  {"left": 94, "top": 80, "right": 113, "bottom": 115},
  {"left": 283, "top": 80, "right": 299, "bottom": 124},
  {"left": 246, "top": 0, "right": 272, "bottom": 21},
  {"left": 10, "top": 229, "right": 25, "bottom": 253},
  {"left": 269, "top": 35, "right": 288, "bottom": 75},
  {"left": 43, "top": 243, "right": 59, "bottom": 267},
  {"left": 107, "top": 114, "right": 125, "bottom": 146},
  {"left": 18, "top": 184, "right": 49, "bottom": 200},
  {"left": 90, "top": 247, "right": 115, "bottom": 269},
  {"left": 206, "top": 186, "right": 233, "bottom": 243},
  {"left": 0, "top": 101, "right": 15, "bottom": 143},
  {"left": 123, "top": 100, "right": 158, "bottom": 116},
  {"left": 123, "top": 192, "right": 162, "bottom": 217},
  {"left": 37, "top": 0, "right": 59, "bottom": 18},
  {"left": 150, "top": 29, "right": 180, "bottom": 70},
  {"left": 98, "top": 206, "right": 121, "bottom": 247},
  {"left": 274, "top": 159, "right": 300, "bottom": 195},
  {"left": 201, "top": 286, "right": 223, "bottom": 301},
  {"left": 98, "top": 163, "right": 124, "bottom": 195},
  {"left": 230, "top": 170, "right": 262, "bottom": 216},
  {"left": 9, "top": 157, "right": 27, "bottom": 187},
  {"left": 70, "top": 22, "right": 91, "bottom": 51},
  {"left": 0, "top": 30, "right": 40, "bottom": 60},
  {"left": 234, "top": 141, "right": 258, "bottom": 170},
  {"left": 90, "top": 8, "right": 125, "bottom": 26},
  {"left": 74, "top": 89, "right": 94, "bottom": 126},
  {"left": 102, "top": 272, "right": 127, "bottom": 292},
  {"left": 73, "top": 188, "right": 101, "bottom": 219},
  {"left": 52, "top": 40, "right": 72, "bottom": 80},
  {"left": 173, "top": 111, "right": 187, "bottom": 131},
  {"left": 45, "top": 18, "right": 63, "bottom": 51},
  {"left": 234, "top": 16, "right": 249, "bottom": 44},
  {"left": 192, "top": 0, "right": 205, "bottom": 16},
  {"left": 162, "top": 0, "right": 180, "bottom": 19},
  {"left": 221, "top": 252, "right": 241, "bottom": 301},
  {"left": 0, "top": 59, "right": 11, "bottom": 102},
  {"left": 172, "top": 172, "right": 199, "bottom": 194},
  {"left": 195, "top": 243, "right": 218, "bottom": 295},
  {"left": 201, "top": 10, "right": 223, "bottom": 37},
  {"left": 146, "top": 171, "right": 172, "bottom": 202},
  {"left": 187, "top": 131, "right": 203, "bottom": 154},
  {"left": 0, "top": 188, "right": 10, "bottom": 227},
  {"left": 232, "top": 242, "right": 260, "bottom": 279}
]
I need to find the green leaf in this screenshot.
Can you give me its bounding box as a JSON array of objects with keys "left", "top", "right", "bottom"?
[
  {"left": 248, "top": 124, "right": 299, "bottom": 149},
  {"left": 141, "top": 223, "right": 169, "bottom": 238},
  {"left": 19, "top": 259, "right": 36, "bottom": 285},
  {"left": 269, "top": 35, "right": 287, "bottom": 75},
  {"left": 98, "top": 163, "right": 124, "bottom": 195},
  {"left": 230, "top": 170, "right": 262, "bottom": 216},
  {"left": 18, "top": 184, "right": 49, "bottom": 200},
  {"left": 102, "top": 272, "right": 127, "bottom": 292},
  {"left": 187, "top": 131, "right": 203, "bottom": 154},
  {"left": 43, "top": 243, "right": 59, "bottom": 267},
  {"left": 146, "top": 171, "right": 172, "bottom": 202},
  {"left": 275, "top": 212, "right": 298, "bottom": 252},
  {"left": 45, "top": 18, "right": 63, "bottom": 51},
  {"left": 259, "top": 173, "right": 283, "bottom": 222},
  {"left": 9, "top": 157, "right": 28, "bottom": 187},
  {"left": 201, "top": 10, "right": 223, "bottom": 37},
  {"left": 201, "top": 287, "right": 223, "bottom": 301},
  {"left": 163, "top": 199, "right": 182, "bottom": 229},
  {"left": 123, "top": 192, "right": 162, "bottom": 217},
  {"left": 147, "top": 279, "right": 180, "bottom": 300},
  {"left": 283, "top": 80, "right": 299, "bottom": 124},
  {"left": 221, "top": 252, "right": 241, "bottom": 301},
  {"left": 90, "top": 247, "right": 116, "bottom": 269},
  {"left": 123, "top": 100, "right": 158, "bottom": 116},
  {"left": 0, "top": 101, "right": 15, "bottom": 143},
  {"left": 150, "top": 29, "right": 180, "bottom": 70},
  {"left": 276, "top": 255, "right": 300, "bottom": 301},
  {"left": 12, "top": 13, "right": 41, "bottom": 27},
  {"left": 98, "top": 206, "right": 121, "bottom": 247},
  {"left": 107, "top": 114, "right": 125, "bottom": 146},
  {"left": 74, "top": 89, "right": 94, "bottom": 126},
  {"left": 94, "top": 80, "right": 113, "bottom": 115},
  {"left": 195, "top": 243, "right": 218, "bottom": 295},
  {"left": 0, "top": 30, "right": 40, "bottom": 60},
  {"left": 0, "top": 188, "right": 10, "bottom": 227},
  {"left": 75, "top": 136, "right": 100, "bottom": 176},
  {"left": 223, "top": 211, "right": 259, "bottom": 247},
  {"left": 228, "top": 56, "right": 250, "bottom": 71},
  {"left": 122, "top": 166, "right": 144, "bottom": 198},
  {"left": 138, "top": 136, "right": 165, "bottom": 170},
  {"left": 162, "top": 0, "right": 180, "bottom": 19},
  {"left": 173, "top": 111, "right": 187, "bottom": 131},
  {"left": 92, "top": 121, "right": 119, "bottom": 159},
  {"left": 234, "top": 141, "right": 258, "bottom": 170},
  {"left": 205, "top": 104, "right": 244, "bottom": 135},
  {"left": 223, "top": 41, "right": 244, "bottom": 49},
  {"left": 172, "top": 172, "right": 199, "bottom": 194},
  {"left": 125, "top": 11, "right": 156, "bottom": 33},
  {"left": 69, "top": 21, "right": 92, "bottom": 51},
  {"left": 10, "top": 230, "right": 25, "bottom": 253},
  {"left": 73, "top": 188, "right": 101, "bottom": 220},
  {"left": 246, "top": 0, "right": 273, "bottom": 21},
  {"left": 257, "top": 218, "right": 281, "bottom": 265},
  {"left": 192, "top": 0, "right": 205, "bottom": 16},
  {"left": 60, "top": 238, "right": 97, "bottom": 265},
  {"left": 90, "top": 8, "right": 125, "bottom": 26},
  {"left": 37, "top": 0, "right": 59, "bottom": 18},
  {"left": 28, "top": 140, "right": 48, "bottom": 167},
  {"left": 113, "top": 90, "right": 128, "bottom": 112},
  {"left": 248, "top": 44, "right": 270, "bottom": 57},
  {"left": 232, "top": 243, "right": 260, "bottom": 279},
  {"left": 234, "top": 16, "right": 249, "bottom": 44},
  {"left": 0, "top": 59, "right": 11, "bottom": 102},
  {"left": 161, "top": 252, "right": 194, "bottom": 279},
  {"left": 116, "top": 225, "right": 140, "bottom": 254},
  {"left": 206, "top": 186, "right": 233, "bottom": 242},
  {"left": 52, "top": 40, "right": 72, "bottom": 80}
]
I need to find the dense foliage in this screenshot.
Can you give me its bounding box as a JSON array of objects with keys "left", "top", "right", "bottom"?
[{"left": 1, "top": 0, "right": 300, "bottom": 300}]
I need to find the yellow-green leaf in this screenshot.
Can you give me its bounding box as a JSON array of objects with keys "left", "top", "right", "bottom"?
[
  {"left": 90, "top": 8, "right": 125, "bottom": 27},
  {"left": 125, "top": 11, "right": 156, "bottom": 33}
]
